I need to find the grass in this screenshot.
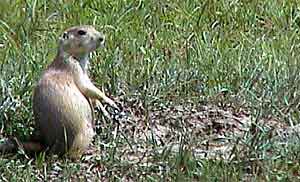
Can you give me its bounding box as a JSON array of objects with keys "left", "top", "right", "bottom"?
[{"left": 1, "top": 0, "right": 300, "bottom": 181}]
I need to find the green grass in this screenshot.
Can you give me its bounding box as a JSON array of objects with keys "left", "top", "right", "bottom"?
[{"left": 1, "top": 0, "right": 300, "bottom": 181}]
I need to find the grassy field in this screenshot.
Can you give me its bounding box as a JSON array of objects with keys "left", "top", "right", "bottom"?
[{"left": 1, "top": 0, "right": 300, "bottom": 181}]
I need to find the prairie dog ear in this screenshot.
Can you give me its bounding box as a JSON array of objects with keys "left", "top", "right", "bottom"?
[
  {"left": 58, "top": 33, "right": 70, "bottom": 52},
  {"left": 58, "top": 31, "right": 68, "bottom": 46},
  {"left": 62, "top": 32, "right": 69, "bottom": 39},
  {"left": 59, "top": 31, "right": 74, "bottom": 47}
]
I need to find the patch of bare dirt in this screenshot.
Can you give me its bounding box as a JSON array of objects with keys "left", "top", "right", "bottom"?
[
  {"left": 94, "top": 93, "right": 296, "bottom": 164},
  {"left": 96, "top": 95, "right": 255, "bottom": 161}
]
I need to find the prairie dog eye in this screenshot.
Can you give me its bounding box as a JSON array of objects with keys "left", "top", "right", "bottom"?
[{"left": 77, "top": 30, "right": 87, "bottom": 36}]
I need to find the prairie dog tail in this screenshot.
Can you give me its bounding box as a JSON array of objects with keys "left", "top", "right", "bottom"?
[{"left": 0, "top": 138, "right": 44, "bottom": 154}]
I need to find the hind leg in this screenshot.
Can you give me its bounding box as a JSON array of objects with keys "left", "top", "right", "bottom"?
[{"left": 68, "top": 121, "right": 95, "bottom": 158}]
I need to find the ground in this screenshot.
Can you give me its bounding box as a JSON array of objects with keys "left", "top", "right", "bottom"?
[{"left": 1, "top": 0, "right": 300, "bottom": 181}]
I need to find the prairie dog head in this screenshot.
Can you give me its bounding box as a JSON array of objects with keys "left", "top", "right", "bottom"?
[{"left": 59, "top": 25, "right": 105, "bottom": 58}]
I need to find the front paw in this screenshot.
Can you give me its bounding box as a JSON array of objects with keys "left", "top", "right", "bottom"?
[{"left": 103, "top": 97, "right": 120, "bottom": 111}]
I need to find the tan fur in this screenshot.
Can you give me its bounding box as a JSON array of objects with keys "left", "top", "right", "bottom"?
[{"left": 0, "top": 26, "right": 117, "bottom": 158}]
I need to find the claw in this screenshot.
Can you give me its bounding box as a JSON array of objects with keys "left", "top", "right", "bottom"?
[
  {"left": 102, "top": 96, "right": 119, "bottom": 111},
  {"left": 95, "top": 100, "right": 112, "bottom": 119}
]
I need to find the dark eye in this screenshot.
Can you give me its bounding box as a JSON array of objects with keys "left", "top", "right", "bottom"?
[{"left": 78, "top": 30, "right": 87, "bottom": 36}]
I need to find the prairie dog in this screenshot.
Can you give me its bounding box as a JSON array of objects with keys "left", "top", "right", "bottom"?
[{"left": 1, "top": 25, "right": 117, "bottom": 158}]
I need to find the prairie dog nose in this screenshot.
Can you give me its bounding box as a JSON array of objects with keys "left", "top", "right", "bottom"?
[
  {"left": 99, "top": 35, "right": 105, "bottom": 46},
  {"left": 94, "top": 32, "right": 105, "bottom": 47}
]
